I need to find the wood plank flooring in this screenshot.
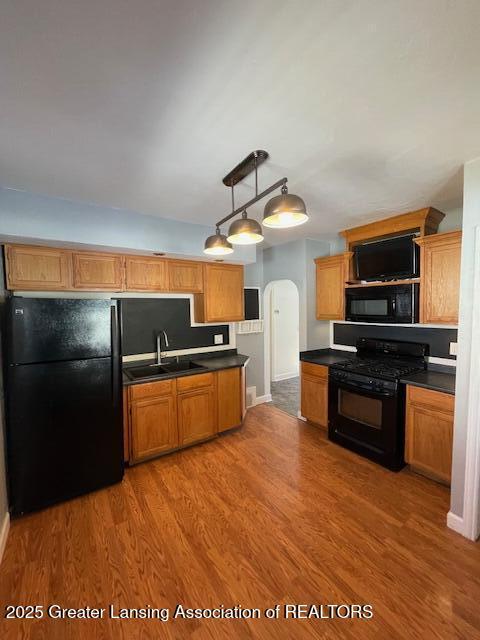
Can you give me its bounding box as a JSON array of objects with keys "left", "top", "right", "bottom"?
[{"left": 1, "top": 404, "right": 480, "bottom": 639}]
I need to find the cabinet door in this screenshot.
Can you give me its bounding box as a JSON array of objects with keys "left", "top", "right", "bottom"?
[
  {"left": 301, "top": 374, "right": 328, "bottom": 428},
  {"left": 125, "top": 256, "right": 168, "bottom": 291},
  {"left": 418, "top": 231, "right": 462, "bottom": 324},
  {"left": 168, "top": 260, "right": 203, "bottom": 293},
  {"left": 197, "top": 264, "right": 244, "bottom": 322},
  {"left": 178, "top": 387, "right": 216, "bottom": 446},
  {"left": 315, "top": 256, "right": 346, "bottom": 320},
  {"left": 405, "top": 403, "right": 453, "bottom": 484},
  {"left": 5, "top": 244, "right": 71, "bottom": 290},
  {"left": 72, "top": 252, "right": 125, "bottom": 291},
  {"left": 217, "top": 368, "right": 242, "bottom": 432},
  {"left": 130, "top": 395, "right": 178, "bottom": 463}
]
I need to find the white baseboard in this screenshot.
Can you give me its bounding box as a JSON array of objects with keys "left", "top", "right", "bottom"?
[
  {"left": 0, "top": 511, "right": 10, "bottom": 565},
  {"left": 447, "top": 511, "right": 467, "bottom": 537},
  {"left": 247, "top": 393, "right": 272, "bottom": 408},
  {"left": 297, "top": 411, "right": 307, "bottom": 421},
  {"left": 272, "top": 371, "right": 299, "bottom": 382}
]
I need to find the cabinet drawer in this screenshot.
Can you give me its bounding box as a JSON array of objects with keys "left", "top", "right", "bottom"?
[
  {"left": 301, "top": 361, "right": 328, "bottom": 380},
  {"left": 129, "top": 378, "right": 176, "bottom": 400},
  {"left": 407, "top": 385, "right": 454, "bottom": 413},
  {"left": 177, "top": 372, "right": 214, "bottom": 393}
]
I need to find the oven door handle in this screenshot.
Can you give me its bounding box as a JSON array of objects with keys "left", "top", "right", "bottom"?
[{"left": 332, "top": 380, "right": 396, "bottom": 398}]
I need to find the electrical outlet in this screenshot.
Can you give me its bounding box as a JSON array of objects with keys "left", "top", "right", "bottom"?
[
  {"left": 214, "top": 334, "right": 224, "bottom": 345},
  {"left": 450, "top": 342, "right": 458, "bottom": 356}
]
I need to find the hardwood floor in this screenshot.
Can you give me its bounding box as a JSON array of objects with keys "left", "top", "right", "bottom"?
[{"left": 1, "top": 405, "right": 480, "bottom": 639}]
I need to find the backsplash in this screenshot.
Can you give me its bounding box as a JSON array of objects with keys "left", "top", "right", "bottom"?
[
  {"left": 119, "top": 298, "right": 230, "bottom": 356},
  {"left": 333, "top": 322, "right": 457, "bottom": 361}
]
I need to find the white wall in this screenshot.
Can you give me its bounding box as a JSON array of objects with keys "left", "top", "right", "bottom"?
[
  {"left": 270, "top": 280, "right": 299, "bottom": 381},
  {"left": 0, "top": 187, "right": 256, "bottom": 263},
  {"left": 450, "top": 159, "right": 480, "bottom": 521}
]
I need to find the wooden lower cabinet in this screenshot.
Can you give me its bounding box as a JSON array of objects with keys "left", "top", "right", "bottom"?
[
  {"left": 127, "top": 367, "right": 244, "bottom": 463},
  {"left": 178, "top": 387, "right": 216, "bottom": 446},
  {"left": 217, "top": 367, "right": 243, "bottom": 432},
  {"left": 130, "top": 394, "right": 178, "bottom": 463},
  {"left": 300, "top": 361, "right": 328, "bottom": 428},
  {"left": 405, "top": 385, "right": 454, "bottom": 485}
]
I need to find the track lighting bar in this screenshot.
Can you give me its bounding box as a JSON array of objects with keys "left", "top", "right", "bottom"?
[{"left": 216, "top": 177, "right": 287, "bottom": 227}]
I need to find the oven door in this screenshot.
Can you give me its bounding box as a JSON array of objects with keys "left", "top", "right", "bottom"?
[
  {"left": 328, "top": 378, "right": 404, "bottom": 469},
  {"left": 345, "top": 290, "right": 395, "bottom": 323}
]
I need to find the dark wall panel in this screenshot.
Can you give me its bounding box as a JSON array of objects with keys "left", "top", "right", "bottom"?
[
  {"left": 333, "top": 323, "right": 457, "bottom": 360},
  {"left": 119, "top": 299, "right": 229, "bottom": 356}
]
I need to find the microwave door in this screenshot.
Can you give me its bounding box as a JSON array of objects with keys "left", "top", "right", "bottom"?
[{"left": 347, "top": 294, "right": 394, "bottom": 322}]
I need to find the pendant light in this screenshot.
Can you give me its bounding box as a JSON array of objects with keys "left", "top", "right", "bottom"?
[
  {"left": 263, "top": 183, "right": 308, "bottom": 228},
  {"left": 227, "top": 210, "right": 264, "bottom": 245},
  {"left": 202, "top": 150, "right": 309, "bottom": 255},
  {"left": 203, "top": 227, "right": 233, "bottom": 255}
]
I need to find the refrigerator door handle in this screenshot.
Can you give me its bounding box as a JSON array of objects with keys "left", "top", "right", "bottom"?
[{"left": 111, "top": 304, "right": 121, "bottom": 408}]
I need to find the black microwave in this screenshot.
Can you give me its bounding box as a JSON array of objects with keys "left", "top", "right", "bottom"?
[{"left": 345, "top": 283, "right": 419, "bottom": 324}]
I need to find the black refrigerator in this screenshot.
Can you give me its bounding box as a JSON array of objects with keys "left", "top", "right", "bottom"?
[{"left": 5, "top": 297, "right": 124, "bottom": 515}]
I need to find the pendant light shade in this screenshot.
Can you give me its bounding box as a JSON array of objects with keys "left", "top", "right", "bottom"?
[
  {"left": 227, "top": 211, "right": 264, "bottom": 245},
  {"left": 203, "top": 227, "right": 233, "bottom": 255},
  {"left": 263, "top": 184, "right": 308, "bottom": 228}
]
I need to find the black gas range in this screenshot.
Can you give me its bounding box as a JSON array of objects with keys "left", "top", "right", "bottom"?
[{"left": 328, "top": 338, "right": 428, "bottom": 471}]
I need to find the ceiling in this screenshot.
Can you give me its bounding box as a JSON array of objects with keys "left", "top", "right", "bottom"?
[{"left": 1, "top": 0, "right": 479, "bottom": 245}]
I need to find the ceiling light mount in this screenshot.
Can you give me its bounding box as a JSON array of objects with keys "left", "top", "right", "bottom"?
[{"left": 222, "top": 150, "right": 269, "bottom": 187}]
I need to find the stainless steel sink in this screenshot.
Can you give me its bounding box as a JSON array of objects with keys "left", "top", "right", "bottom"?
[{"left": 125, "top": 361, "right": 205, "bottom": 381}]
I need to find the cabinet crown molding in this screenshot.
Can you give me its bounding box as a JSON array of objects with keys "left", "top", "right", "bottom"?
[{"left": 340, "top": 207, "right": 445, "bottom": 247}]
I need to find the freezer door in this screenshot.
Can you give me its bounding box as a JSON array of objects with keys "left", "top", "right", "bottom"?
[
  {"left": 7, "top": 358, "right": 123, "bottom": 515},
  {"left": 8, "top": 298, "right": 112, "bottom": 364}
]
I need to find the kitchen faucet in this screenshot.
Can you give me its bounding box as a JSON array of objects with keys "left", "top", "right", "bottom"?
[{"left": 156, "top": 330, "right": 170, "bottom": 365}]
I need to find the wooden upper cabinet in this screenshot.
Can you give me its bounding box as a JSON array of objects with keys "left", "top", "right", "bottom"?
[
  {"left": 72, "top": 252, "right": 125, "bottom": 291},
  {"left": 5, "top": 244, "right": 71, "bottom": 290},
  {"left": 217, "top": 368, "right": 242, "bottom": 432},
  {"left": 315, "top": 253, "right": 350, "bottom": 320},
  {"left": 168, "top": 260, "right": 203, "bottom": 293},
  {"left": 195, "top": 263, "right": 244, "bottom": 323},
  {"left": 125, "top": 256, "right": 168, "bottom": 291},
  {"left": 415, "top": 231, "right": 462, "bottom": 324}
]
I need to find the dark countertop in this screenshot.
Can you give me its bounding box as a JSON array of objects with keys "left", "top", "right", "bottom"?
[
  {"left": 301, "top": 349, "right": 456, "bottom": 395},
  {"left": 400, "top": 365, "right": 456, "bottom": 396},
  {"left": 123, "top": 352, "right": 249, "bottom": 386},
  {"left": 300, "top": 348, "right": 355, "bottom": 367}
]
